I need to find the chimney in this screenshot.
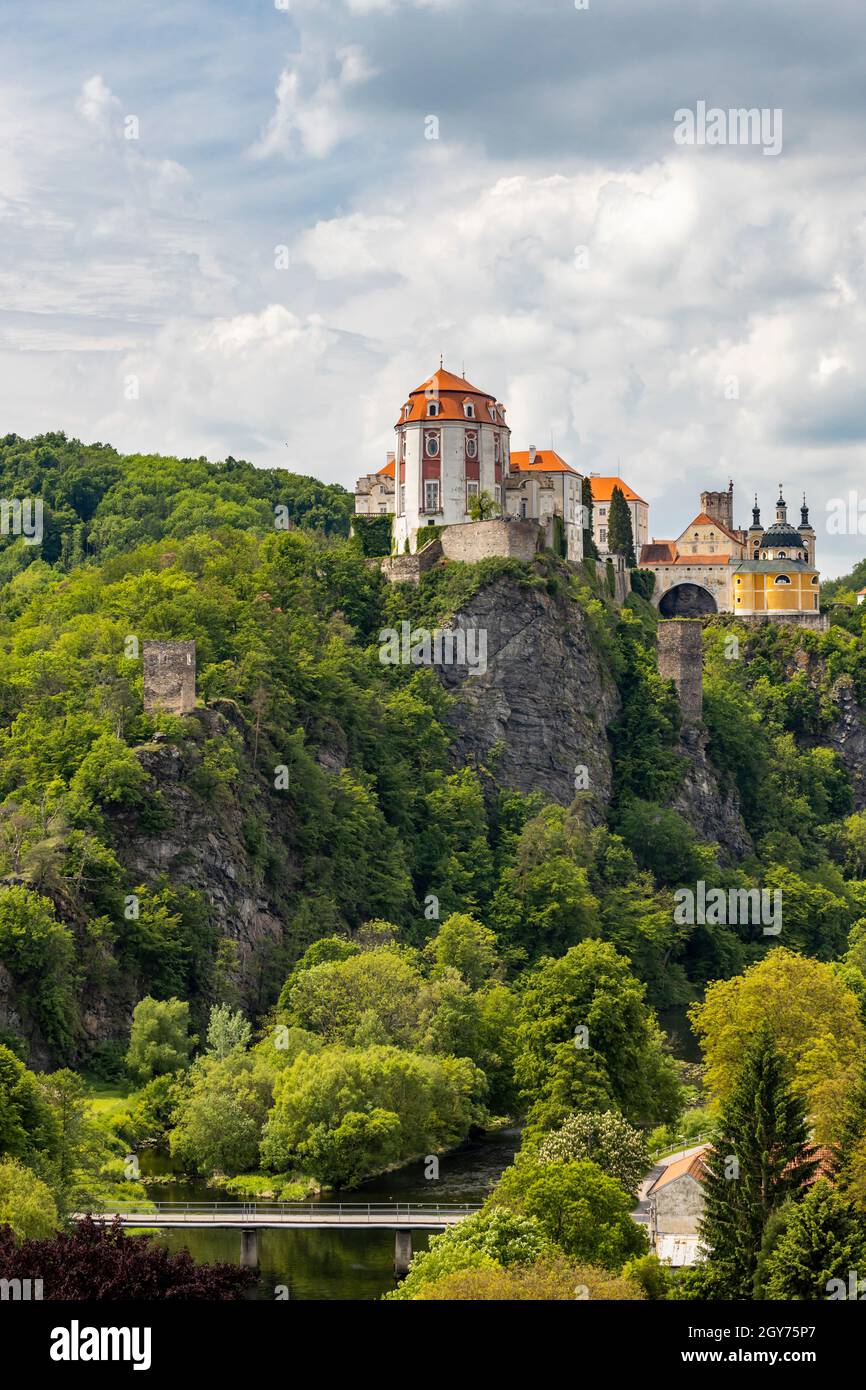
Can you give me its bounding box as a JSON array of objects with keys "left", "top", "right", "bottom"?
[
  {"left": 386, "top": 451, "right": 395, "bottom": 464},
  {"left": 529, "top": 445, "right": 537, "bottom": 464}
]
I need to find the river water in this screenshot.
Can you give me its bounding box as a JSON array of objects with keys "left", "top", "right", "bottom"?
[{"left": 142, "top": 1127, "right": 520, "bottom": 1300}]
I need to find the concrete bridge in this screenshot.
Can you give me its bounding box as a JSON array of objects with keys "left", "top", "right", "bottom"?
[{"left": 79, "top": 1201, "right": 482, "bottom": 1275}]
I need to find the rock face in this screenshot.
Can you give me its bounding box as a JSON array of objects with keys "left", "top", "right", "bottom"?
[
  {"left": 435, "top": 575, "right": 620, "bottom": 817},
  {"left": 670, "top": 727, "right": 753, "bottom": 864},
  {"left": 113, "top": 706, "right": 289, "bottom": 992},
  {"left": 827, "top": 676, "right": 866, "bottom": 810}
]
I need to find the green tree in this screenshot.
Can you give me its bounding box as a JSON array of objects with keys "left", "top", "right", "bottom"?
[
  {"left": 125, "top": 997, "right": 196, "bottom": 1083},
  {"left": 425, "top": 913, "right": 501, "bottom": 989},
  {"left": 0, "top": 1159, "right": 59, "bottom": 1239},
  {"left": 205, "top": 1004, "right": 252, "bottom": 1059},
  {"left": 515, "top": 940, "right": 681, "bottom": 1135},
  {"left": 387, "top": 1206, "right": 550, "bottom": 1300},
  {"left": 169, "top": 1053, "right": 271, "bottom": 1176},
  {"left": 606, "top": 486, "right": 636, "bottom": 566},
  {"left": 698, "top": 1023, "right": 818, "bottom": 1299},
  {"left": 761, "top": 1182, "right": 866, "bottom": 1300},
  {"left": 492, "top": 1157, "right": 647, "bottom": 1268},
  {"left": 536, "top": 1111, "right": 649, "bottom": 1199}
]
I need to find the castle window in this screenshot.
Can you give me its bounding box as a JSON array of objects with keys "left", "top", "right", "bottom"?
[
  {"left": 811, "top": 575, "right": 819, "bottom": 584},
  {"left": 466, "top": 433, "right": 478, "bottom": 459},
  {"left": 403, "top": 404, "right": 411, "bottom": 421},
  {"left": 778, "top": 551, "right": 786, "bottom": 559},
  {"left": 494, "top": 484, "right": 501, "bottom": 507},
  {"left": 424, "top": 432, "right": 440, "bottom": 458},
  {"left": 399, "top": 484, "right": 405, "bottom": 514},
  {"left": 466, "top": 481, "right": 479, "bottom": 508},
  {"left": 774, "top": 575, "right": 791, "bottom": 585},
  {"left": 464, "top": 402, "right": 475, "bottom": 419},
  {"left": 494, "top": 434, "right": 501, "bottom": 461},
  {"left": 424, "top": 480, "right": 440, "bottom": 512},
  {"left": 520, "top": 499, "right": 528, "bottom": 519},
  {"left": 427, "top": 401, "right": 440, "bottom": 417}
]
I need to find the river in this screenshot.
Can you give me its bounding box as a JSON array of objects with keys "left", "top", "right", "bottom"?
[{"left": 141, "top": 1127, "right": 521, "bottom": 1300}]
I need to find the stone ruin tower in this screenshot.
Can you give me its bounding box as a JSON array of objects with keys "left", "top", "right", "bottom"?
[
  {"left": 143, "top": 640, "right": 196, "bottom": 715},
  {"left": 657, "top": 620, "right": 702, "bottom": 722}
]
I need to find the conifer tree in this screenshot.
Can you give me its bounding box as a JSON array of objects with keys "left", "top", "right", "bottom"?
[
  {"left": 759, "top": 1181, "right": 866, "bottom": 1300},
  {"left": 607, "top": 485, "right": 636, "bottom": 566},
  {"left": 698, "top": 1022, "right": 818, "bottom": 1298},
  {"left": 581, "top": 477, "right": 597, "bottom": 559}
]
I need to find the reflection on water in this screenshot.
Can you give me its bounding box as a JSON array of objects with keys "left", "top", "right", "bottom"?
[{"left": 143, "top": 1127, "right": 520, "bottom": 1301}]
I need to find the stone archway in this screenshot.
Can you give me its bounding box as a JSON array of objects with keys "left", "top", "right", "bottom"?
[{"left": 658, "top": 582, "right": 717, "bottom": 618}]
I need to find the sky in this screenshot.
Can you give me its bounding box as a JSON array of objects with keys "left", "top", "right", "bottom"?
[{"left": 2, "top": 0, "right": 866, "bottom": 575}]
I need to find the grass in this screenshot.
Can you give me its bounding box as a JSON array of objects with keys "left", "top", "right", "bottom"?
[{"left": 82, "top": 1077, "right": 136, "bottom": 1119}]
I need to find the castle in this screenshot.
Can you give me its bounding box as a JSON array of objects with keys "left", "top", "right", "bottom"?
[
  {"left": 354, "top": 365, "right": 584, "bottom": 562},
  {"left": 354, "top": 368, "right": 823, "bottom": 628},
  {"left": 639, "top": 481, "right": 823, "bottom": 625}
]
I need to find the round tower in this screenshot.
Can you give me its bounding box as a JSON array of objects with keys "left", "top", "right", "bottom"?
[{"left": 392, "top": 365, "right": 510, "bottom": 554}]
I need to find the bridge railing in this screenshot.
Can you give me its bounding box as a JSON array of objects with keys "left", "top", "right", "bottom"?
[{"left": 83, "top": 1201, "right": 482, "bottom": 1221}]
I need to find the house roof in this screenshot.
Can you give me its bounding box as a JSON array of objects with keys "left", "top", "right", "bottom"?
[
  {"left": 734, "top": 559, "right": 816, "bottom": 574},
  {"left": 510, "top": 449, "right": 579, "bottom": 475},
  {"left": 590, "top": 476, "right": 646, "bottom": 504},
  {"left": 649, "top": 1145, "right": 710, "bottom": 1193},
  {"left": 640, "top": 541, "right": 676, "bottom": 564},
  {"left": 377, "top": 458, "right": 395, "bottom": 479},
  {"left": 396, "top": 367, "right": 504, "bottom": 426},
  {"left": 682, "top": 512, "right": 743, "bottom": 545}
]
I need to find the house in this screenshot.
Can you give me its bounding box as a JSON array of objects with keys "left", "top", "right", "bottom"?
[
  {"left": 507, "top": 447, "right": 584, "bottom": 562},
  {"left": 589, "top": 476, "right": 649, "bottom": 557},
  {"left": 354, "top": 455, "right": 396, "bottom": 515}
]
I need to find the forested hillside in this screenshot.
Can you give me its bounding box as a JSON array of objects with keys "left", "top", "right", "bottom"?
[{"left": 4, "top": 434, "right": 866, "bottom": 1302}]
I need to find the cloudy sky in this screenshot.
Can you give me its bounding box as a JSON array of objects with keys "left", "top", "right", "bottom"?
[{"left": 3, "top": 0, "right": 866, "bottom": 573}]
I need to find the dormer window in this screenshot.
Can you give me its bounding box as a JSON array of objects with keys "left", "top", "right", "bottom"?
[
  {"left": 403, "top": 403, "right": 411, "bottom": 421},
  {"left": 488, "top": 401, "right": 498, "bottom": 420},
  {"left": 427, "top": 401, "right": 440, "bottom": 417},
  {"left": 463, "top": 401, "right": 475, "bottom": 419}
]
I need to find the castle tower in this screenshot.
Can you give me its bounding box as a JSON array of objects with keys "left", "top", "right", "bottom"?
[
  {"left": 143, "top": 640, "right": 196, "bottom": 715},
  {"left": 700, "top": 480, "right": 734, "bottom": 532},
  {"left": 657, "top": 620, "right": 703, "bottom": 722},
  {"left": 799, "top": 494, "right": 816, "bottom": 566},
  {"left": 391, "top": 365, "right": 511, "bottom": 554},
  {"left": 748, "top": 494, "right": 763, "bottom": 559}
]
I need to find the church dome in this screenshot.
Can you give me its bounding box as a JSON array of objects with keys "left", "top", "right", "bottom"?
[{"left": 760, "top": 521, "right": 806, "bottom": 552}]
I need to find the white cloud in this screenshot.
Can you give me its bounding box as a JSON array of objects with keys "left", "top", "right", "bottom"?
[
  {"left": 75, "top": 75, "right": 121, "bottom": 133},
  {"left": 252, "top": 44, "right": 377, "bottom": 160}
]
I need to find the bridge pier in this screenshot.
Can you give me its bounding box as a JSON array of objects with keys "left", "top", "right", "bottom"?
[
  {"left": 394, "top": 1229, "right": 412, "bottom": 1279},
  {"left": 240, "top": 1228, "right": 259, "bottom": 1269}
]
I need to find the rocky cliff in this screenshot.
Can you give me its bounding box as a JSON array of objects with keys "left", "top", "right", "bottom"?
[{"left": 435, "top": 575, "right": 620, "bottom": 818}]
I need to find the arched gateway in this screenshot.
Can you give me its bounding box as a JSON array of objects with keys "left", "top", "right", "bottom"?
[{"left": 658, "top": 582, "right": 717, "bottom": 618}]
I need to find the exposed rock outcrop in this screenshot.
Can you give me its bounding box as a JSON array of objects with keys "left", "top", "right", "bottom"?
[
  {"left": 435, "top": 575, "right": 620, "bottom": 818},
  {"left": 827, "top": 676, "right": 866, "bottom": 810},
  {"left": 670, "top": 727, "right": 753, "bottom": 864}
]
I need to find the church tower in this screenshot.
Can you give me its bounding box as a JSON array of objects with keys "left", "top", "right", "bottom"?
[
  {"left": 799, "top": 494, "right": 816, "bottom": 566},
  {"left": 748, "top": 494, "right": 763, "bottom": 559}
]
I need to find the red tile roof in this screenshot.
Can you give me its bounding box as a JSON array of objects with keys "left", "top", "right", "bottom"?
[
  {"left": 510, "top": 449, "right": 578, "bottom": 475},
  {"left": 396, "top": 367, "right": 504, "bottom": 426},
  {"left": 590, "top": 476, "right": 646, "bottom": 504},
  {"left": 683, "top": 512, "right": 743, "bottom": 545},
  {"left": 640, "top": 542, "right": 676, "bottom": 563},
  {"left": 650, "top": 1146, "right": 710, "bottom": 1192},
  {"left": 377, "top": 458, "right": 395, "bottom": 479}
]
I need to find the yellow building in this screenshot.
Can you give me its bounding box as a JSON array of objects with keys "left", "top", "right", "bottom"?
[{"left": 732, "top": 489, "right": 820, "bottom": 618}]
